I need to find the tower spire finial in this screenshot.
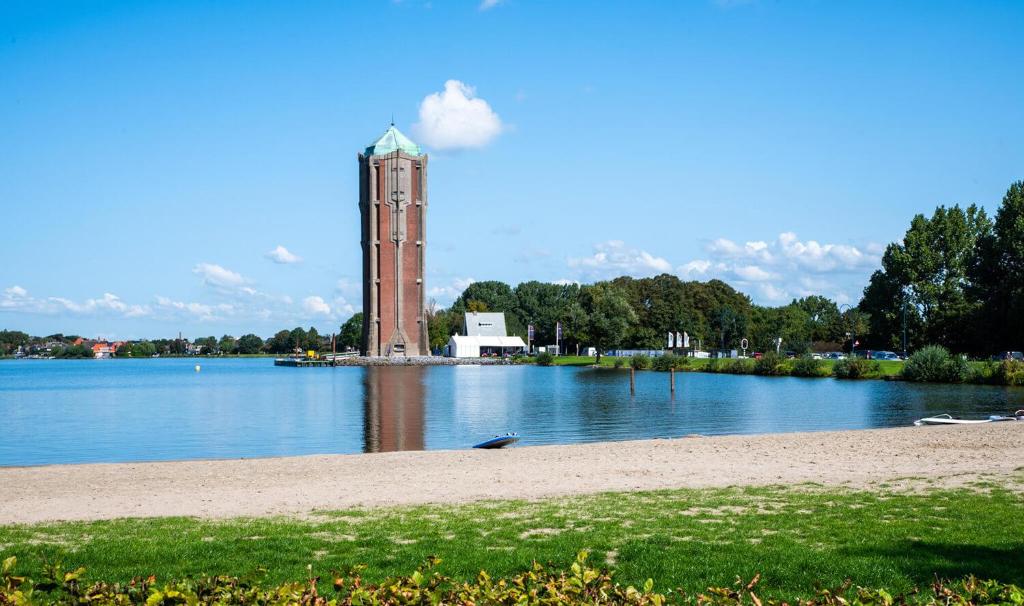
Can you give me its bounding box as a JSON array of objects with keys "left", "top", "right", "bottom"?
[{"left": 390, "top": 113, "right": 394, "bottom": 126}]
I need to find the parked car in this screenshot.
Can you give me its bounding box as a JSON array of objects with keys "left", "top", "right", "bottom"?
[
  {"left": 824, "top": 352, "right": 846, "bottom": 360},
  {"left": 873, "top": 351, "right": 902, "bottom": 361},
  {"left": 992, "top": 351, "right": 1024, "bottom": 361}
]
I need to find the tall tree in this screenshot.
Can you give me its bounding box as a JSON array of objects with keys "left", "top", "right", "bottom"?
[
  {"left": 858, "top": 204, "right": 991, "bottom": 354},
  {"left": 339, "top": 313, "right": 363, "bottom": 351},
  {"left": 973, "top": 181, "right": 1024, "bottom": 351},
  {"left": 236, "top": 334, "right": 264, "bottom": 354},
  {"left": 451, "top": 281, "right": 525, "bottom": 336},
  {"left": 578, "top": 282, "right": 636, "bottom": 363}
]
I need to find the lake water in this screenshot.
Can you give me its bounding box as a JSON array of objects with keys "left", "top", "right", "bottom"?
[{"left": 1, "top": 358, "right": 1022, "bottom": 467}]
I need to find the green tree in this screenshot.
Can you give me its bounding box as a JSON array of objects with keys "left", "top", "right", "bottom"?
[
  {"left": 0, "top": 330, "right": 30, "bottom": 355},
  {"left": 303, "top": 327, "right": 321, "bottom": 352},
  {"left": 793, "top": 295, "right": 843, "bottom": 344},
  {"left": 195, "top": 336, "right": 218, "bottom": 355},
  {"left": 55, "top": 343, "right": 94, "bottom": 358},
  {"left": 236, "top": 334, "right": 264, "bottom": 354},
  {"left": 973, "top": 181, "right": 1024, "bottom": 352},
  {"left": 513, "top": 281, "right": 581, "bottom": 347},
  {"left": 858, "top": 203, "right": 991, "bottom": 354},
  {"left": 339, "top": 313, "right": 363, "bottom": 351},
  {"left": 132, "top": 341, "right": 157, "bottom": 357},
  {"left": 578, "top": 283, "right": 636, "bottom": 363},
  {"left": 218, "top": 335, "right": 237, "bottom": 354},
  {"left": 267, "top": 330, "right": 293, "bottom": 354},
  {"left": 451, "top": 281, "right": 525, "bottom": 336}
]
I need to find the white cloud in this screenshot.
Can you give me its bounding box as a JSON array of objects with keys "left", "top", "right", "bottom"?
[
  {"left": 671, "top": 232, "right": 881, "bottom": 304},
  {"left": 265, "top": 245, "right": 302, "bottom": 264},
  {"left": 427, "top": 276, "right": 476, "bottom": 305},
  {"left": 413, "top": 80, "right": 503, "bottom": 150},
  {"left": 677, "top": 260, "right": 713, "bottom": 278},
  {"left": 332, "top": 296, "right": 356, "bottom": 318},
  {"left": 155, "top": 296, "right": 217, "bottom": 321},
  {"left": 302, "top": 295, "right": 332, "bottom": 316},
  {"left": 732, "top": 265, "right": 776, "bottom": 281},
  {"left": 2, "top": 286, "right": 152, "bottom": 318},
  {"left": 193, "top": 263, "right": 247, "bottom": 289},
  {"left": 479, "top": 0, "right": 503, "bottom": 9},
  {"left": 568, "top": 240, "right": 673, "bottom": 279}
]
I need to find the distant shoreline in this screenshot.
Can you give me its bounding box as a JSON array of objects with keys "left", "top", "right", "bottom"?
[{"left": 1, "top": 423, "right": 1020, "bottom": 524}]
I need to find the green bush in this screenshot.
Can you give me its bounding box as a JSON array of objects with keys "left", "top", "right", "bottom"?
[
  {"left": 833, "top": 358, "right": 879, "bottom": 379},
  {"left": 753, "top": 352, "right": 787, "bottom": 376},
  {"left": 707, "top": 358, "right": 754, "bottom": 374},
  {"left": 902, "top": 346, "right": 970, "bottom": 383},
  {"left": 791, "top": 356, "right": 824, "bottom": 377},
  {"left": 612, "top": 358, "right": 624, "bottom": 369},
  {"left": 629, "top": 355, "right": 651, "bottom": 370},
  {"left": 993, "top": 359, "right": 1024, "bottom": 386},
  {"left": 3, "top": 554, "right": 1022, "bottom": 606},
  {"left": 652, "top": 353, "right": 686, "bottom": 371},
  {"left": 536, "top": 351, "right": 555, "bottom": 366}
]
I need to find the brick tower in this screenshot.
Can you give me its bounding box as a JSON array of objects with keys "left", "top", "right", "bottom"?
[{"left": 359, "top": 125, "right": 429, "bottom": 356}]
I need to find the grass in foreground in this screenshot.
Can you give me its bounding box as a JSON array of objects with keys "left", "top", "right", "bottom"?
[{"left": 1, "top": 483, "right": 1022, "bottom": 600}]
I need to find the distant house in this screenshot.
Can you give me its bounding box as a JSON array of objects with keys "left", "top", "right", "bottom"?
[
  {"left": 447, "top": 312, "right": 527, "bottom": 358},
  {"left": 91, "top": 342, "right": 117, "bottom": 358}
]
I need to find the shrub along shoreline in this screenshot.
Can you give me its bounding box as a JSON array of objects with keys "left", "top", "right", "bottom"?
[{"left": 547, "top": 351, "right": 1024, "bottom": 386}]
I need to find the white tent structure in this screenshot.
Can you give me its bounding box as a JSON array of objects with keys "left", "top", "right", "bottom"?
[
  {"left": 446, "top": 312, "right": 527, "bottom": 358},
  {"left": 448, "top": 335, "right": 527, "bottom": 358}
]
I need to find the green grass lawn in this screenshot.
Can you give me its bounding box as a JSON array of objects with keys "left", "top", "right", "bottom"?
[{"left": 2, "top": 483, "right": 1021, "bottom": 600}]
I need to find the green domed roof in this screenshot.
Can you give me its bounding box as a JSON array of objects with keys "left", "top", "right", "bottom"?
[{"left": 365, "top": 124, "right": 422, "bottom": 156}]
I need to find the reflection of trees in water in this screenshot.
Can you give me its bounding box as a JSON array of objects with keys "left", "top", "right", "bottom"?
[{"left": 363, "top": 366, "right": 425, "bottom": 453}]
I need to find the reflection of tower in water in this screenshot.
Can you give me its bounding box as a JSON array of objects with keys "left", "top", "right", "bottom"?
[{"left": 362, "top": 366, "right": 426, "bottom": 453}]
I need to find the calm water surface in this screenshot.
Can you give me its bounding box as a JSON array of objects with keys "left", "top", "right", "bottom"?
[{"left": 2, "top": 358, "right": 1022, "bottom": 466}]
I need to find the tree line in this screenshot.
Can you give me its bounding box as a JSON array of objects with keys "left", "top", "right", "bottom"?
[
  {"left": 376, "top": 179, "right": 1023, "bottom": 359},
  {"left": 859, "top": 180, "right": 1024, "bottom": 355},
  {"left": 4, "top": 181, "right": 1020, "bottom": 359}
]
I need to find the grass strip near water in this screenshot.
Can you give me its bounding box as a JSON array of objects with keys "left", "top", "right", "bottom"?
[
  {"left": 1, "top": 483, "right": 1022, "bottom": 600},
  {"left": 553, "top": 356, "right": 910, "bottom": 377}
]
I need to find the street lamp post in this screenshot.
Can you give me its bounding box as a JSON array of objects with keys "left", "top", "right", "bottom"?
[{"left": 839, "top": 304, "right": 856, "bottom": 357}]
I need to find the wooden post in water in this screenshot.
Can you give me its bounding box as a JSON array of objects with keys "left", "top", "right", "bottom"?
[
  {"left": 670, "top": 367, "right": 675, "bottom": 394},
  {"left": 630, "top": 367, "right": 636, "bottom": 395}
]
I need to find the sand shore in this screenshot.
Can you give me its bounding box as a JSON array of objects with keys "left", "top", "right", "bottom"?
[{"left": 2, "top": 423, "right": 1022, "bottom": 524}]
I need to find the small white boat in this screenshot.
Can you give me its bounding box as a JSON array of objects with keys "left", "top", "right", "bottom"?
[
  {"left": 913, "top": 414, "right": 993, "bottom": 426},
  {"left": 989, "top": 409, "right": 1024, "bottom": 422}
]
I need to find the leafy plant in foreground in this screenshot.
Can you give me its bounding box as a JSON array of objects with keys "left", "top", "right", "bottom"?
[{"left": 3, "top": 554, "right": 1023, "bottom": 606}]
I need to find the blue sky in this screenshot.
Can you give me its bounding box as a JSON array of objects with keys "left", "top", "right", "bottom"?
[{"left": 1, "top": 0, "right": 1022, "bottom": 340}]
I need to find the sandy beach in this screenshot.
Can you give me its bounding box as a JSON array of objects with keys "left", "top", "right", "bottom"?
[{"left": 2, "top": 423, "right": 1022, "bottom": 524}]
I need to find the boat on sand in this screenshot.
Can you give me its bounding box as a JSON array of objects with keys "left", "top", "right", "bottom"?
[
  {"left": 914, "top": 410, "right": 1023, "bottom": 426},
  {"left": 473, "top": 433, "right": 520, "bottom": 449}
]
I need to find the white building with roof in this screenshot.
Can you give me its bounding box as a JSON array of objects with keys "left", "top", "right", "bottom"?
[{"left": 447, "top": 312, "right": 527, "bottom": 358}]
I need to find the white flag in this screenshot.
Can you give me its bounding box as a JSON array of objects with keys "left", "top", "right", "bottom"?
[
  {"left": 667, "top": 332, "right": 675, "bottom": 348},
  {"left": 682, "top": 332, "right": 689, "bottom": 348}
]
